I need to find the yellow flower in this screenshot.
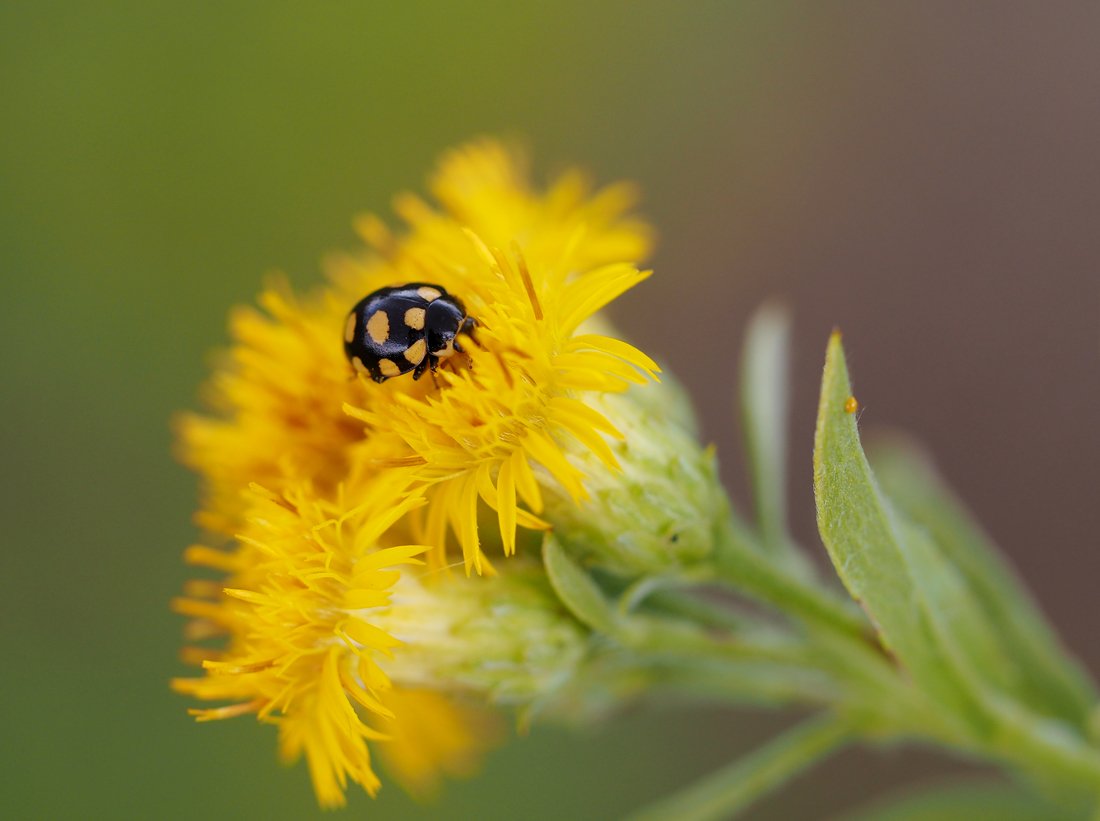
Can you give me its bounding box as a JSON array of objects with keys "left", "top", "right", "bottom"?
[
  {"left": 178, "top": 138, "right": 654, "bottom": 542},
  {"left": 174, "top": 138, "right": 660, "bottom": 805},
  {"left": 345, "top": 235, "right": 660, "bottom": 574},
  {"left": 173, "top": 476, "right": 584, "bottom": 807},
  {"left": 172, "top": 479, "right": 431, "bottom": 807}
]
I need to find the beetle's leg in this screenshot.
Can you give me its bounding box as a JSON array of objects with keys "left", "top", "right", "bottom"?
[
  {"left": 412, "top": 358, "right": 429, "bottom": 381},
  {"left": 452, "top": 337, "right": 475, "bottom": 369}
]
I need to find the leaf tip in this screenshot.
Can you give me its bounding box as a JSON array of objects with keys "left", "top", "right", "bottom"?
[{"left": 822, "top": 331, "right": 850, "bottom": 393}]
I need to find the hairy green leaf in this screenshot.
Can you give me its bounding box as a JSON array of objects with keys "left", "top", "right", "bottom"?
[
  {"left": 871, "top": 436, "right": 1097, "bottom": 726},
  {"left": 814, "top": 335, "right": 1100, "bottom": 793},
  {"left": 813, "top": 332, "right": 977, "bottom": 728},
  {"left": 896, "top": 518, "right": 1022, "bottom": 708}
]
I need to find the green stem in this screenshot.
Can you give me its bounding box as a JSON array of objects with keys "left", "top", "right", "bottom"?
[
  {"left": 634, "top": 614, "right": 805, "bottom": 663},
  {"left": 639, "top": 588, "right": 750, "bottom": 632},
  {"left": 633, "top": 623, "right": 841, "bottom": 706},
  {"left": 712, "top": 514, "right": 868, "bottom": 640},
  {"left": 626, "top": 713, "right": 851, "bottom": 821},
  {"left": 633, "top": 611, "right": 956, "bottom": 744},
  {"left": 804, "top": 626, "right": 967, "bottom": 746},
  {"left": 984, "top": 697, "right": 1100, "bottom": 798},
  {"left": 641, "top": 657, "right": 840, "bottom": 708}
]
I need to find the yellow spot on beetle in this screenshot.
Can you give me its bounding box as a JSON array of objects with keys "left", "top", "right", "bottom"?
[
  {"left": 404, "top": 307, "right": 426, "bottom": 330},
  {"left": 417, "top": 286, "right": 442, "bottom": 302},
  {"left": 433, "top": 338, "right": 454, "bottom": 359},
  {"left": 344, "top": 312, "right": 357, "bottom": 344},
  {"left": 404, "top": 338, "right": 427, "bottom": 365},
  {"left": 366, "top": 310, "right": 390, "bottom": 345},
  {"left": 844, "top": 395, "right": 859, "bottom": 414},
  {"left": 378, "top": 358, "right": 401, "bottom": 377},
  {"left": 351, "top": 356, "right": 370, "bottom": 377}
]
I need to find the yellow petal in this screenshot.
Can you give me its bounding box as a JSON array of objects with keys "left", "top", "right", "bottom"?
[{"left": 496, "top": 457, "right": 517, "bottom": 555}]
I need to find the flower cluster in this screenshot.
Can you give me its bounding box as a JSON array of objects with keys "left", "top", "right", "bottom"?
[
  {"left": 170, "top": 138, "right": 1091, "bottom": 821},
  {"left": 172, "top": 139, "right": 697, "bottom": 805}
]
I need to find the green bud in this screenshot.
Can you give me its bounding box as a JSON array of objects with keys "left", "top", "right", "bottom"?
[
  {"left": 375, "top": 562, "right": 587, "bottom": 704},
  {"left": 542, "top": 371, "right": 727, "bottom": 577}
]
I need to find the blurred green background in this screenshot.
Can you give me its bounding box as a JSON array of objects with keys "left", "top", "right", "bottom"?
[{"left": 3, "top": 3, "right": 1098, "bottom": 819}]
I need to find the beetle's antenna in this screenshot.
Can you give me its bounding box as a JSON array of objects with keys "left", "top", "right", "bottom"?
[{"left": 461, "top": 317, "right": 487, "bottom": 350}]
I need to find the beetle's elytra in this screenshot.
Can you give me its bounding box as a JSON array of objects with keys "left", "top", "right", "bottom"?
[{"left": 344, "top": 283, "right": 477, "bottom": 383}]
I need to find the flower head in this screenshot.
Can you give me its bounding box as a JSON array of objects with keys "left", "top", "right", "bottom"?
[
  {"left": 178, "top": 138, "right": 655, "bottom": 550},
  {"left": 175, "top": 138, "right": 668, "bottom": 806},
  {"left": 172, "top": 478, "right": 428, "bottom": 806},
  {"left": 173, "top": 475, "right": 589, "bottom": 806},
  {"left": 344, "top": 234, "right": 660, "bottom": 574}
]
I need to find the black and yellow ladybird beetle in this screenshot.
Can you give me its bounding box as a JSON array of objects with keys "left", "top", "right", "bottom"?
[{"left": 343, "top": 283, "right": 477, "bottom": 382}]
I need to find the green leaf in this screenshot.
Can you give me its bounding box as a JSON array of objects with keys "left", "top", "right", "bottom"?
[
  {"left": 740, "top": 303, "right": 793, "bottom": 553},
  {"left": 542, "top": 535, "right": 619, "bottom": 636},
  {"left": 813, "top": 333, "right": 1012, "bottom": 735},
  {"left": 814, "top": 334, "right": 1100, "bottom": 794},
  {"left": 837, "top": 780, "right": 1077, "bottom": 821},
  {"left": 871, "top": 436, "right": 1098, "bottom": 726},
  {"left": 626, "top": 713, "right": 850, "bottom": 821},
  {"left": 896, "top": 518, "right": 1022, "bottom": 708}
]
